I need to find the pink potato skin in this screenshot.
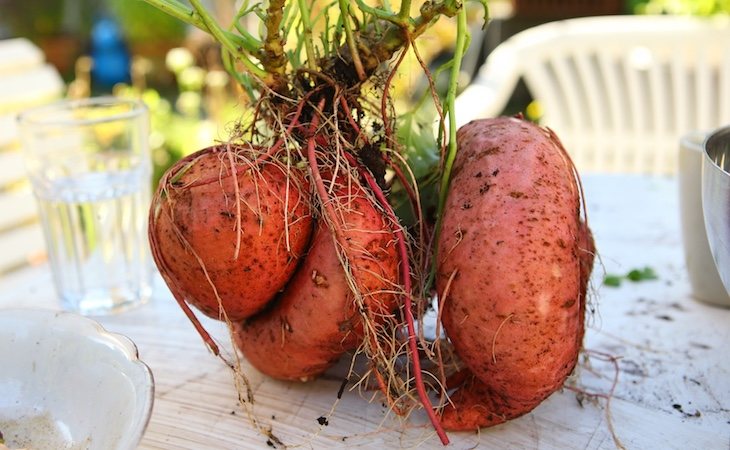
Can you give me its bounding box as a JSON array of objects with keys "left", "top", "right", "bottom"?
[
  {"left": 436, "top": 117, "right": 595, "bottom": 430},
  {"left": 234, "top": 181, "right": 399, "bottom": 381},
  {"left": 149, "top": 145, "right": 313, "bottom": 322}
]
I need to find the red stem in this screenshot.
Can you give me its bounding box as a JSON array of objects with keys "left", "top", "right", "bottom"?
[
  {"left": 254, "top": 91, "right": 315, "bottom": 165},
  {"left": 177, "top": 95, "right": 312, "bottom": 191},
  {"left": 338, "top": 96, "right": 421, "bottom": 228},
  {"left": 309, "top": 100, "right": 410, "bottom": 417},
  {"left": 306, "top": 115, "right": 350, "bottom": 254},
  {"left": 343, "top": 152, "right": 449, "bottom": 446},
  {"left": 309, "top": 96, "right": 447, "bottom": 443},
  {"left": 148, "top": 198, "right": 221, "bottom": 356},
  {"left": 338, "top": 96, "right": 369, "bottom": 146},
  {"left": 383, "top": 153, "right": 421, "bottom": 224}
]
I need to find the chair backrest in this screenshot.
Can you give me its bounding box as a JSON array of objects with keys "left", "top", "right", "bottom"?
[
  {"left": 0, "top": 38, "right": 64, "bottom": 274},
  {"left": 455, "top": 15, "right": 730, "bottom": 174}
]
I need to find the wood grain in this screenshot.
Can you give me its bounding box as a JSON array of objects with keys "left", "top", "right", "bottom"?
[{"left": 0, "top": 174, "right": 728, "bottom": 449}]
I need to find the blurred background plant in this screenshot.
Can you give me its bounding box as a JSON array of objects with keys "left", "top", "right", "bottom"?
[
  {"left": 1, "top": 0, "right": 728, "bottom": 187},
  {"left": 112, "top": 45, "right": 240, "bottom": 187},
  {"left": 630, "top": 0, "right": 730, "bottom": 15},
  {"left": 0, "top": 0, "right": 240, "bottom": 188}
]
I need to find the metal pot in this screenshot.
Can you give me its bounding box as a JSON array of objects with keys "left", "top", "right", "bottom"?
[{"left": 701, "top": 125, "right": 730, "bottom": 304}]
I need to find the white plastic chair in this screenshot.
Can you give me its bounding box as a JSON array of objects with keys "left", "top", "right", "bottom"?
[
  {"left": 0, "top": 38, "right": 64, "bottom": 273},
  {"left": 455, "top": 15, "right": 730, "bottom": 174}
]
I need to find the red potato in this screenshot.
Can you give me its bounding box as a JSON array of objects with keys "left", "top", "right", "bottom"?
[
  {"left": 149, "top": 145, "right": 313, "bottom": 322},
  {"left": 234, "top": 178, "right": 400, "bottom": 381},
  {"left": 436, "top": 117, "right": 595, "bottom": 430}
]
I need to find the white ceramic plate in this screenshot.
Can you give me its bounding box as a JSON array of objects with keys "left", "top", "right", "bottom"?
[{"left": 0, "top": 309, "right": 154, "bottom": 450}]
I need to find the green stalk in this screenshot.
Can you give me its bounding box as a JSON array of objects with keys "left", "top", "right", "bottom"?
[
  {"left": 428, "top": 5, "right": 469, "bottom": 290},
  {"left": 348, "top": 1, "right": 459, "bottom": 80},
  {"left": 232, "top": 28, "right": 266, "bottom": 54},
  {"left": 338, "top": 0, "right": 367, "bottom": 81},
  {"left": 141, "top": 0, "right": 206, "bottom": 30},
  {"left": 187, "top": 0, "right": 235, "bottom": 52},
  {"left": 262, "top": 0, "right": 289, "bottom": 80},
  {"left": 143, "top": 0, "right": 266, "bottom": 79},
  {"left": 228, "top": 1, "right": 265, "bottom": 54},
  {"left": 398, "top": 0, "right": 412, "bottom": 21},
  {"left": 296, "top": 0, "right": 318, "bottom": 70},
  {"left": 353, "top": 0, "right": 401, "bottom": 25},
  {"left": 412, "top": 0, "right": 460, "bottom": 35},
  {"left": 142, "top": 0, "right": 260, "bottom": 54}
]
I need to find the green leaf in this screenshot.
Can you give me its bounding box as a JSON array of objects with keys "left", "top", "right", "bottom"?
[
  {"left": 603, "top": 274, "right": 623, "bottom": 287},
  {"left": 389, "top": 110, "right": 441, "bottom": 227},
  {"left": 603, "top": 266, "right": 659, "bottom": 287},
  {"left": 627, "top": 266, "right": 658, "bottom": 282},
  {"left": 395, "top": 111, "right": 439, "bottom": 178}
]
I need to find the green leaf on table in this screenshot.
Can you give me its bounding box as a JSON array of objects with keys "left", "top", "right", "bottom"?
[
  {"left": 603, "top": 266, "right": 659, "bottom": 287},
  {"left": 627, "top": 266, "right": 658, "bottom": 282},
  {"left": 603, "top": 274, "right": 623, "bottom": 287}
]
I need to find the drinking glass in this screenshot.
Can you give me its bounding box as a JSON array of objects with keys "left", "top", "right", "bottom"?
[{"left": 17, "top": 97, "right": 153, "bottom": 315}]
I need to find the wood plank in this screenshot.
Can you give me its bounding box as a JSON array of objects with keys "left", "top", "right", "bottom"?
[
  {"left": 0, "top": 38, "right": 45, "bottom": 75},
  {"left": 0, "top": 64, "right": 64, "bottom": 115},
  {"left": 0, "top": 186, "right": 37, "bottom": 230},
  {"left": 0, "top": 150, "right": 27, "bottom": 187},
  {"left": 0, "top": 113, "right": 19, "bottom": 148},
  {"left": 0, "top": 175, "right": 729, "bottom": 449},
  {"left": 0, "top": 223, "right": 45, "bottom": 273}
]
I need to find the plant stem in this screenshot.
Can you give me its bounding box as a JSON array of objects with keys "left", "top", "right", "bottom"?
[
  {"left": 232, "top": 25, "right": 264, "bottom": 54},
  {"left": 188, "top": 0, "right": 236, "bottom": 51},
  {"left": 338, "top": 0, "right": 367, "bottom": 81},
  {"left": 398, "top": 0, "right": 412, "bottom": 21},
  {"left": 142, "top": 0, "right": 259, "bottom": 54},
  {"left": 231, "top": 1, "right": 266, "bottom": 53},
  {"left": 142, "top": 0, "right": 206, "bottom": 30},
  {"left": 147, "top": 0, "right": 267, "bottom": 79},
  {"left": 344, "top": 152, "right": 449, "bottom": 446},
  {"left": 262, "top": 0, "right": 289, "bottom": 84},
  {"left": 296, "top": 0, "right": 318, "bottom": 70},
  {"left": 354, "top": 0, "right": 401, "bottom": 25},
  {"left": 345, "top": 0, "right": 460, "bottom": 80},
  {"left": 412, "top": 0, "right": 460, "bottom": 35},
  {"left": 429, "top": 5, "right": 469, "bottom": 290}
]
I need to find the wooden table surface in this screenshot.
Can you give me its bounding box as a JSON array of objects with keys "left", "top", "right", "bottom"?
[{"left": 1, "top": 174, "right": 728, "bottom": 449}]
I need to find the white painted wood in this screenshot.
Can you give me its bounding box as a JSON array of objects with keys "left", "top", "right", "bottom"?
[
  {"left": 0, "top": 150, "right": 27, "bottom": 187},
  {"left": 0, "top": 64, "right": 64, "bottom": 116},
  {"left": 0, "top": 38, "right": 60, "bottom": 272},
  {"left": 458, "top": 15, "right": 730, "bottom": 175},
  {"left": 0, "top": 38, "right": 45, "bottom": 75},
  {"left": 0, "top": 154, "right": 42, "bottom": 273},
  {"left": 0, "top": 38, "right": 64, "bottom": 148},
  {"left": 0, "top": 185, "right": 36, "bottom": 230},
  {"left": 0, "top": 174, "right": 728, "bottom": 449},
  {"left": 0, "top": 222, "right": 45, "bottom": 273}
]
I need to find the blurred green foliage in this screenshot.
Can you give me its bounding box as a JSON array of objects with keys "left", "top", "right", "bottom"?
[
  {"left": 630, "top": 0, "right": 730, "bottom": 14},
  {"left": 1, "top": 0, "right": 186, "bottom": 80},
  {"left": 0, "top": 0, "right": 186, "bottom": 56},
  {"left": 0, "top": 0, "right": 183, "bottom": 42},
  {"left": 114, "top": 46, "right": 241, "bottom": 188},
  {"left": 0, "top": 0, "right": 88, "bottom": 37},
  {"left": 106, "top": 0, "right": 185, "bottom": 45},
  {"left": 391, "top": 108, "right": 442, "bottom": 227}
]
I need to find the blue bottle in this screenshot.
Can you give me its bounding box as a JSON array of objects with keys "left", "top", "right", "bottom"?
[{"left": 90, "top": 17, "right": 131, "bottom": 89}]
